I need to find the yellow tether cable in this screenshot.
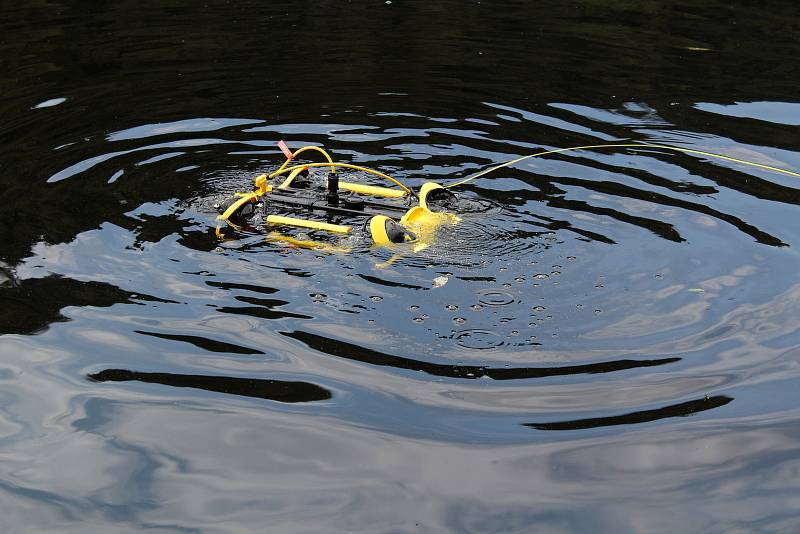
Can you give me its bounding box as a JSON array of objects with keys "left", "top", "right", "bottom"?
[
  {"left": 444, "top": 143, "right": 800, "bottom": 189},
  {"left": 269, "top": 162, "right": 413, "bottom": 195},
  {"left": 274, "top": 145, "right": 337, "bottom": 176}
]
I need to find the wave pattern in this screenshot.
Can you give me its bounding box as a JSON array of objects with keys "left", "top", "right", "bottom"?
[
  {"left": 3, "top": 1, "right": 800, "bottom": 529},
  {"left": 9, "top": 104, "right": 797, "bottom": 443}
]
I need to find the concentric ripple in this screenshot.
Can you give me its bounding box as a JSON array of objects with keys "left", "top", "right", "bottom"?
[
  {"left": 476, "top": 289, "right": 516, "bottom": 307},
  {"left": 4, "top": 1, "right": 800, "bottom": 529}
]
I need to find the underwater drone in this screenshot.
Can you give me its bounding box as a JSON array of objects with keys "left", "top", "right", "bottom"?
[
  {"left": 215, "top": 141, "right": 461, "bottom": 251},
  {"left": 215, "top": 140, "right": 800, "bottom": 250}
]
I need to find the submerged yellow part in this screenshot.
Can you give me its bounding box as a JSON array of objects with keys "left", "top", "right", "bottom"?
[{"left": 266, "top": 232, "right": 350, "bottom": 253}]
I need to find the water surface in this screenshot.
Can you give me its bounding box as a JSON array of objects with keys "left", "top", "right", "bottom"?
[{"left": 2, "top": 1, "right": 800, "bottom": 532}]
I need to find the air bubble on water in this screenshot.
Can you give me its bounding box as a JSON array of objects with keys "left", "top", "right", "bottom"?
[
  {"left": 514, "top": 277, "right": 525, "bottom": 282},
  {"left": 446, "top": 304, "right": 458, "bottom": 311},
  {"left": 510, "top": 330, "right": 519, "bottom": 336},
  {"left": 502, "top": 283, "right": 512, "bottom": 289},
  {"left": 470, "top": 304, "right": 484, "bottom": 311},
  {"left": 453, "top": 330, "right": 503, "bottom": 350},
  {"left": 534, "top": 273, "right": 549, "bottom": 280},
  {"left": 409, "top": 305, "right": 420, "bottom": 311},
  {"left": 370, "top": 296, "right": 383, "bottom": 302},
  {"left": 567, "top": 256, "right": 576, "bottom": 261},
  {"left": 477, "top": 290, "right": 514, "bottom": 307},
  {"left": 412, "top": 317, "right": 425, "bottom": 323},
  {"left": 594, "top": 309, "right": 602, "bottom": 314},
  {"left": 531, "top": 305, "right": 546, "bottom": 312},
  {"left": 453, "top": 317, "right": 467, "bottom": 324}
]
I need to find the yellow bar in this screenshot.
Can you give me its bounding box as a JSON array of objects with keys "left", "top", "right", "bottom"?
[
  {"left": 340, "top": 181, "right": 408, "bottom": 198},
  {"left": 269, "top": 162, "right": 412, "bottom": 194},
  {"left": 278, "top": 166, "right": 308, "bottom": 189},
  {"left": 266, "top": 215, "right": 351, "bottom": 234},
  {"left": 217, "top": 192, "right": 258, "bottom": 222}
]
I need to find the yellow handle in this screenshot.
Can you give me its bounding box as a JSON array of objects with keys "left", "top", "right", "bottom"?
[
  {"left": 266, "top": 215, "right": 352, "bottom": 234},
  {"left": 339, "top": 182, "right": 408, "bottom": 198}
]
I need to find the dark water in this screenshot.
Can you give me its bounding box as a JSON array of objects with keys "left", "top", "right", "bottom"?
[{"left": 2, "top": 1, "right": 800, "bottom": 532}]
